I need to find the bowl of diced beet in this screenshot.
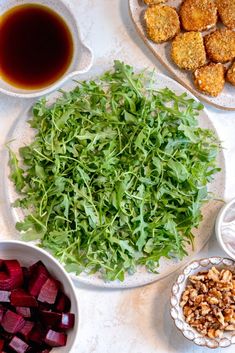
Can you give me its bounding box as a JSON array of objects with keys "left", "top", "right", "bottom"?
[{"left": 0, "top": 240, "right": 79, "bottom": 353}]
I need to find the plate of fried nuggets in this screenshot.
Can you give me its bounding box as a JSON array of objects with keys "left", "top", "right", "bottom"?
[{"left": 129, "top": 0, "right": 235, "bottom": 110}]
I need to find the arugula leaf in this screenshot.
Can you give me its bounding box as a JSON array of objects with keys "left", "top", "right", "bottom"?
[{"left": 8, "top": 61, "right": 221, "bottom": 281}]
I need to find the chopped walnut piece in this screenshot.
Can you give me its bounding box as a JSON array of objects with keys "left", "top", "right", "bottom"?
[
  {"left": 208, "top": 267, "right": 220, "bottom": 282},
  {"left": 225, "top": 324, "right": 235, "bottom": 331},
  {"left": 180, "top": 266, "right": 235, "bottom": 338}
]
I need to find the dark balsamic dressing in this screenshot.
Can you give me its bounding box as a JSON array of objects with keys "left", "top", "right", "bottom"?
[{"left": 0, "top": 4, "right": 74, "bottom": 89}]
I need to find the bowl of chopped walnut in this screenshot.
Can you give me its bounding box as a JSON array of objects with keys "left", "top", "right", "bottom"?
[{"left": 170, "top": 257, "right": 235, "bottom": 348}]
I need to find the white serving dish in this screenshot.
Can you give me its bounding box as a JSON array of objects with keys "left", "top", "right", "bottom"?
[
  {"left": 215, "top": 198, "right": 235, "bottom": 260},
  {"left": 0, "top": 240, "right": 79, "bottom": 353},
  {"left": 0, "top": 0, "right": 93, "bottom": 98},
  {"left": 170, "top": 257, "right": 235, "bottom": 349}
]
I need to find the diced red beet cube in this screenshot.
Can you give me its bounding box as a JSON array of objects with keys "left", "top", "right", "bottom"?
[
  {"left": 0, "top": 307, "right": 5, "bottom": 323},
  {"left": 19, "top": 321, "right": 34, "bottom": 340},
  {"left": 55, "top": 292, "right": 71, "bottom": 312},
  {"left": 28, "top": 261, "right": 46, "bottom": 276},
  {"left": 29, "top": 324, "right": 45, "bottom": 344},
  {"left": 39, "top": 310, "right": 61, "bottom": 327},
  {"left": 59, "top": 313, "right": 75, "bottom": 329},
  {"left": 10, "top": 289, "right": 38, "bottom": 307},
  {"left": 1, "top": 310, "right": 25, "bottom": 333},
  {"left": 38, "top": 302, "right": 52, "bottom": 312},
  {"left": 28, "top": 263, "right": 49, "bottom": 297},
  {"left": 44, "top": 329, "right": 67, "bottom": 347},
  {"left": 0, "top": 272, "right": 13, "bottom": 291},
  {"left": 16, "top": 307, "right": 31, "bottom": 318},
  {"left": 21, "top": 267, "right": 30, "bottom": 287},
  {"left": 0, "top": 290, "right": 10, "bottom": 303},
  {"left": 0, "top": 272, "right": 8, "bottom": 280},
  {"left": 38, "top": 278, "right": 59, "bottom": 305},
  {"left": 9, "top": 336, "right": 29, "bottom": 353},
  {"left": 0, "top": 338, "right": 4, "bottom": 351},
  {"left": 0, "top": 260, "right": 23, "bottom": 290}
]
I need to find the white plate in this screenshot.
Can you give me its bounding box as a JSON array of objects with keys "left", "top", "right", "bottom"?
[
  {"left": 129, "top": 0, "right": 235, "bottom": 111},
  {"left": 3, "top": 70, "right": 225, "bottom": 288}
]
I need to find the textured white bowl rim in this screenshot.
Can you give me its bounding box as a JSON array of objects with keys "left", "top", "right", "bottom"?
[
  {"left": 215, "top": 198, "right": 235, "bottom": 260},
  {"left": 170, "top": 256, "right": 235, "bottom": 349},
  {"left": 0, "top": 239, "right": 79, "bottom": 353}
]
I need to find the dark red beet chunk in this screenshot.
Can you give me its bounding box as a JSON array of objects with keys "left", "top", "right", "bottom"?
[
  {"left": 10, "top": 289, "right": 38, "bottom": 307},
  {"left": 40, "top": 311, "right": 61, "bottom": 327},
  {"left": 28, "top": 263, "right": 49, "bottom": 297},
  {"left": 1, "top": 310, "right": 25, "bottom": 333},
  {"left": 0, "top": 291, "right": 10, "bottom": 303},
  {"left": 38, "top": 278, "right": 59, "bottom": 305},
  {"left": 0, "top": 338, "right": 4, "bottom": 351},
  {"left": 59, "top": 313, "right": 75, "bottom": 329},
  {"left": 44, "top": 329, "right": 67, "bottom": 347},
  {"left": 0, "top": 306, "right": 5, "bottom": 323},
  {"left": 16, "top": 307, "right": 31, "bottom": 318},
  {"left": 9, "top": 336, "right": 29, "bottom": 353},
  {"left": 29, "top": 324, "right": 45, "bottom": 344},
  {"left": 0, "top": 260, "right": 23, "bottom": 290},
  {"left": 19, "top": 321, "right": 34, "bottom": 340},
  {"left": 21, "top": 267, "right": 30, "bottom": 288},
  {"left": 0, "top": 260, "right": 74, "bottom": 352},
  {"left": 55, "top": 292, "right": 71, "bottom": 312}
]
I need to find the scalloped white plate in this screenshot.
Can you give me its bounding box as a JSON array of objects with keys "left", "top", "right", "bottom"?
[
  {"left": 170, "top": 257, "right": 235, "bottom": 348},
  {"left": 3, "top": 70, "right": 225, "bottom": 288},
  {"left": 129, "top": 0, "right": 235, "bottom": 111}
]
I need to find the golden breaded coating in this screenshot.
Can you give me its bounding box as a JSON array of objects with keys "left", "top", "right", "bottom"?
[
  {"left": 144, "top": 5, "right": 180, "bottom": 43},
  {"left": 171, "top": 32, "right": 206, "bottom": 70},
  {"left": 216, "top": 0, "right": 235, "bottom": 29},
  {"left": 194, "top": 63, "right": 225, "bottom": 97},
  {"left": 179, "top": 0, "right": 217, "bottom": 31},
  {"left": 205, "top": 29, "right": 235, "bottom": 63},
  {"left": 144, "top": 0, "right": 166, "bottom": 5},
  {"left": 226, "top": 61, "right": 235, "bottom": 85}
]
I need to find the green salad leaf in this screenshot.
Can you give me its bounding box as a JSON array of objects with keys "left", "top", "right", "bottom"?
[{"left": 9, "top": 61, "right": 221, "bottom": 281}]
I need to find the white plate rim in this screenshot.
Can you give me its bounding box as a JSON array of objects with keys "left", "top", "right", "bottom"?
[{"left": 2, "top": 70, "right": 226, "bottom": 289}]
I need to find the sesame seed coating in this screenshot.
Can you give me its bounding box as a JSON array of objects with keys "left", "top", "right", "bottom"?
[
  {"left": 194, "top": 63, "right": 225, "bottom": 97},
  {"left": 144, "top": 5, "right": 180, "bottom": 43},
  {"left": 171, "top": 32, "right": 207, "bottom": 70},
  {"left": 180, "top": 0, "right": 217, "bottom": 32}
]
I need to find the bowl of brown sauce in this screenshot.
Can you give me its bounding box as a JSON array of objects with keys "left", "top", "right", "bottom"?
[{"left": 0, "top": 0, "right": 93, "bottom": 98}]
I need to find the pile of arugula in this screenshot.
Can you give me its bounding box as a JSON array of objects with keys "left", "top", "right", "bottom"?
[{"left": 9, "top": 61, "right": 220, "bottom": 281}]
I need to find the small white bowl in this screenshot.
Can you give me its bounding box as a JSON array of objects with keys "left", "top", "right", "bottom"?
[
  {"left": 0, "top": 240, "right": 79, "bottom": 353},
  {"left": 215, "top": 198, "right": 235, "bottom": 260},
  {"left": 170, "top": 257, "right": 235, "bottom": 349},
  {"left": 0, "top": 0, "right": 93, "bottom": 98}
]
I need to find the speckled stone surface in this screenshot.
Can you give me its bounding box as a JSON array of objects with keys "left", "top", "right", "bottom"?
[{"left": 0, "top": 0, "right": 235, "bottom": 352}]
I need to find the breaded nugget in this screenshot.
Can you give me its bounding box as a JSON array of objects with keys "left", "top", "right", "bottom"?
[
  {"left": 194, "top": 63, "right": 225, "bottom": 96},
  {"left": 216, "top": 0, "right": 235, "bottom": 29},
  {"left": 226, "top": 61, "right": 235, "bottom": 85},
  {"left": 179, "top": 0, "right": 217, "bottom": 31},
  {"left": 144, "top": 0, "right": 166, "bottom": 4},
  {"left": 144, "top": 5, "right": 180, "bottom": 43},
  {"left": 171, "top": 32, "right": 206, "bottom": 70},
  {"left": 205, "top": 29, "right": 235, "bottom": 63}
]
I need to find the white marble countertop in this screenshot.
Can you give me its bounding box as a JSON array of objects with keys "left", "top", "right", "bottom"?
[{"left": 0, "top": 1, "right": 235, "bottom": 352}]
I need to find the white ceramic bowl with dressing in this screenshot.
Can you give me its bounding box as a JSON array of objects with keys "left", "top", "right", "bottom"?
[
  {"left": 215, "top": 198, "right": 235, "bottom": 260},
  {"left": 0, "top": 0, "right": 93, "bottom": 98}
]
